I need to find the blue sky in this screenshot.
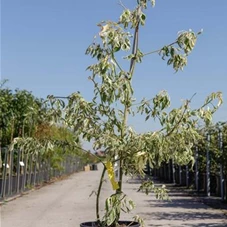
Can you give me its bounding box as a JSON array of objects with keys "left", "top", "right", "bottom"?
[{"left": 1, "top": 0, "right": 227, "bottom": 146}]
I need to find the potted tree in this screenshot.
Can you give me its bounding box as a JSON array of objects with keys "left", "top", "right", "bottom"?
[
  {"left": 13, "top": 0, "right": 222, "bottom": 226},
  {"left": 50, "top": 0, "right": 222, "bottom": 226}
]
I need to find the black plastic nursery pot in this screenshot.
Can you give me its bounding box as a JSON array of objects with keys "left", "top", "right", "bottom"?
[{"left": 80, "top": 221, "right": 140, "bottom": 227}]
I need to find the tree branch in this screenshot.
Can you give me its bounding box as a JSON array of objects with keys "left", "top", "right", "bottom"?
[
  {"left": 165, "top": 93, "right": 196, "bottom": 137},
  {"left": 118, "top": 0, "right": 127, "bottom": 10},
  {"left": 142, "top": 41, "right": 177, "bottom": 57}
]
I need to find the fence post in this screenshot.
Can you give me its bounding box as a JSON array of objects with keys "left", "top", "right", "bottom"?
[
  {"left": 195, "top": 145, "right": 199, "bottom": 192},
  {"left": 218, "top": 129, "right": 225, "bottom": 201},
  {"left": 163, "top": 163, "right": 166, "bottom": 181},
  {"left": 8, "top": 149, "right": 13, "bottom": 197},
  {"left": 37, "top": 153, "right": 41, "bottom": 185},
  {"left": 206, "top": 133, "right": 211, "bottom": 197},
  {"left": 27, "top": 154, "right": 32, "bottom": 187},
  {"left": 16, "top": 150, "right": 21, "bottom": 194},
  {"left": 22, "top": 154, "right": 28, "bottom": 192},
  {"left": 186, "top": 165, "right": 189, "bottom": 188},
  {"left": 33, "top": 154, "right": 37, "bottom": 187},
  {"left": 179, "top": 165, "right": 182, "bottom": 185},
  {"left": 172, "top": 158, "right": 176, "bottom": 184},
  {"left": 48, "top": 157, "right": 51, "bottom": 181},
  {"left": 168, "top": 160, "right": 171, "bottom": 182},
  {"left": 1, "top": 148, "right": 9, "bottom": 199},
  {"left": 42, "top": 160, "right": 46, "bottom": 182}
]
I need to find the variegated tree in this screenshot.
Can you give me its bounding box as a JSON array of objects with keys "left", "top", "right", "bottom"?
[{"left": 18, "top": 1, "right": 224, "bottom": 226}]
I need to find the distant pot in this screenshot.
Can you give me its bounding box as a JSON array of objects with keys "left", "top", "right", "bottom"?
[{"left": 80, "top": 221, "right": 140, "bottom": 227}]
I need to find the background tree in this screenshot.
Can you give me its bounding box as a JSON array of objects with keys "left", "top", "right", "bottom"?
[
  {"left": 0, "top": 82, "right": 86, "bottom": 176},
  {"left": 0, "top": 82, "right": 14, "bottom": 169}
]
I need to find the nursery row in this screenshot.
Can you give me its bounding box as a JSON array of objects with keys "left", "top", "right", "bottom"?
[
  {"left": 152, "top": 125, "right": 227, "bottom": 201},
  {"left": 0, "top": 148, "right": 84, "bottom": 200}
]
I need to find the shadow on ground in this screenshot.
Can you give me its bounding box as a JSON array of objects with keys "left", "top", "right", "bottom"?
[
  {"left": 141, "top": 210, "right": 225, "bottom": 221},
  {"left": 145, "top": 198, "right": 210, "bottom": 209},
  {"left": 148, "top": 223, "right": 227, "bottom": 227}
]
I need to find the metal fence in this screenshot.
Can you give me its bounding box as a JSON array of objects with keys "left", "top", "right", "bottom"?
[
  {"left": 0, "top": 148, "right": 83, "bottom": 201},
  {"left": 152, "top": 131, "right": 227, "bottom": 201},
  {"left": 153, "top": 161, "right": 227, "bottom": 200}
]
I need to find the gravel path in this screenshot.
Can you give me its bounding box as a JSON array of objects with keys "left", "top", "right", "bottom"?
[{"left": 1, "top": 164, "right": 227, "bottom": 227}]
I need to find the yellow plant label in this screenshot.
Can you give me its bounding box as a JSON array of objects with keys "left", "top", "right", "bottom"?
[{"left": 105, "top": 161, "right": 119, "bottom": 190}]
